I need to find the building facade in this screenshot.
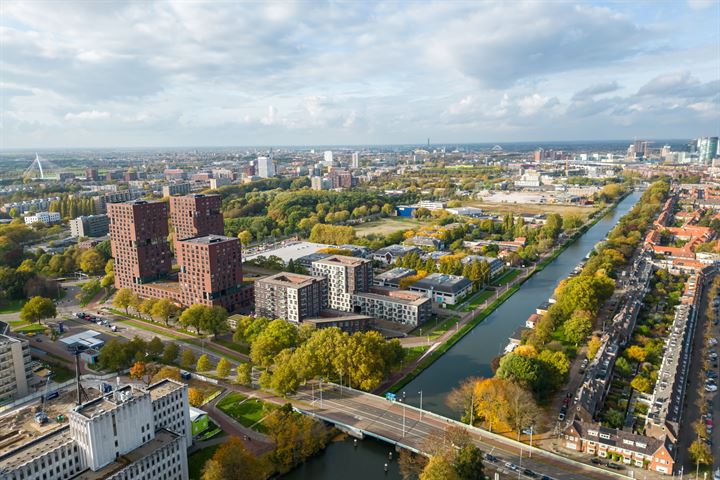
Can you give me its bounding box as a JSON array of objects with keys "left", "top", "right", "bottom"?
[
  {"left": 0, "top": 334, "right": 32, "bottom": 403},
  {"left": 23, "top": 211, "right": 60, "bottom": 225},
  {"left": 254, "top": 273, "right": 327, "bottom": 322},
  {"left": 0, "top": 379, "right": 191, "bottom": 480},
  {"left": 408, "top": 273, "right": 473, "bottom": 305},
  {"left": 162, "top": 183, "right": 192, "bottom": 198},
  {"left": 108, "top": 201, "right": 173, "bottom": 288},
  {"left": 351, "top": 288, "right": 431, "bottom": 327},
  {"left": 70, "top": 214, "right": 110, "bottom": 238},
  {"left": 169, "top": 194, "right": 224, "bottom": 241},
  {"left": 311, "top": 255, "right": 373, "bottom": 312},
  {"left": 257, "top": 157, "right": 275, "bottom": 178}
]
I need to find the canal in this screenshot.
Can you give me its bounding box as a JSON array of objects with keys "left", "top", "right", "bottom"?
[{"left": 282, "top": 191, "right": 641, "bottom": 479}]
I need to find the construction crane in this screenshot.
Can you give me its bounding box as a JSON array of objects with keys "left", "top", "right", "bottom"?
[{"left": 35, "top": 375, "right": 51, "bottom": 425}]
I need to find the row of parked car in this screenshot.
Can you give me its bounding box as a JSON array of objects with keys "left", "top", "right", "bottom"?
[{"left": 75, "top": 312, "right": 117, "bottom": 332}]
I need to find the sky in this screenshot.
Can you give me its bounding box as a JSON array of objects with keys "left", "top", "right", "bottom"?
[{"left": 1, "top": 0, "right": 719, "bottom": 148}]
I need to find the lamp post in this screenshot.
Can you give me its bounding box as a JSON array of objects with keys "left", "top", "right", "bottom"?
[
  {"left": 319, "top": 377, "right": 323, "bottom": 408},
  {"left": 418, "top": 390, "right": 423, "bottom": 419}
]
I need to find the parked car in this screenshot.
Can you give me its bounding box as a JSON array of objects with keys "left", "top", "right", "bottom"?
[
  {"left": 706, "top": 384, "right": 718, "bottom": 392},
  {"left": 591, "top": 458, "right": 603, "bottom": 465},
  {"left": 606, "top": 462, "right": 623, "bottom": 470},
  {"left": 558, "top": 412, "right": 566, "bottom": 421},
  {"left": 523, "top": 469, "right": 538, "bottom": 477}
]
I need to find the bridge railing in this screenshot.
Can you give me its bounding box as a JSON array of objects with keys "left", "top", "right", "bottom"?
[{"left": 319, "top": 381, "right": 632, "bottom": 479}]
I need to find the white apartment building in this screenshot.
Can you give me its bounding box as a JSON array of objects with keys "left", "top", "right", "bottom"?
[
  {"left": 23, "top": 211, "right": 61, "bottom": 225},
  {"left": 311, "top": 255, "right": 372, "bottom": 312},
  {"left": 257, "top": 156, "right": 275, "bottom": 178},
  {"left": 0, "top": 379, "right": 190, "bottom": 480},
  {"left": 351, "top": 152, "right": 359, "bottom": 169},
  {"left": 0, "top": 333, "right": 32, "bottom": 403},
  {"left": 323, "top": 150, "right": 334, "bottom": 166}
]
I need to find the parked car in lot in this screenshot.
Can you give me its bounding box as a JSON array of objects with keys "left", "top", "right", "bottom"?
[
  {"left": 606, "top": 462, "right": 623, "bottom": 470},
  {"left": 558, "top": 412, "right": 566, "bottom": 421},
  {"left": 591, "top": 458, "right": 603, "bottom": 465},
  {"left": 706, "top": 384, "right": 718, "bottom": 392}
]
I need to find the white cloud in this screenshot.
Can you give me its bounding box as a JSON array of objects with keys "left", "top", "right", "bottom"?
[{"left": 64, "top": 110, "right": 111, "bottom": 121}]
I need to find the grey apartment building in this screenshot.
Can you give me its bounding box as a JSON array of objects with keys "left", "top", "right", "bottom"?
[
  {"left": 311, "top": 255, "right": 373, "bottom": 312},
  {"left": 69, "top": 214, "right": 110, "bottom": 237},
  {"left": 0, "top": 333, "right": 32, "bottom": 403},
  {"left": 254, "top": 272, "right": 327, "bottom": 323},
  {"left": 352, "top": 287, "right": 431, "bottom": 327}
]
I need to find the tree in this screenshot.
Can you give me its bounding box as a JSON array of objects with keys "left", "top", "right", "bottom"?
[
  {"left": 586, "top": 335, "right": 602, "bottom": 360},
  {"left": 453, "top": 444, "right": 485, "bottom": 480},
  {"left": 266, "top": 349, "right": 300, "bottom": 395},
  {"left": 420, "top": 456, "right": 459, "bottom": 480},
  {"left": 129, "top": 361, "right": 148, "bottom": 384},
  {"left": 180, "top": 349, "right": 196, "bottom": 369},
  {"left": 197, "top": 354, "right": 213, "bottom": 372},
  {"left": 147, "top": 337, "right": 164, "bottom": 359},
  {"left": 250, "top": 319, "right": 299, "bottom": 367},
  {"left": 139, "top": 298, "right": 158, "bottom": 321},
  {"left": 201, "top": 437, "right": 266, "bottom": 480},
  {"left": 630, "top": 375, "right": 652, "bottom": 393},
  {"left": 604, "top": 409, "right": 625, "bottom": 429},
  {"left": 237, "top": 231, "right": 253, "bottom": 246},
  {"left": 689, "top": 439, "right": 712, "bottom": 467},
  {"left": 188, "top": 387, "right": 204, "bottom": 407},
  {"left": 473, "top": 378, "right": 507, "bottom": 431},
  {"left": 399, "top": 449, "right": 428, "bottom": 480},
  {"left": 78, "top": 249, "right": 105, "bottom": 275},
  {"left": 152, "top": 366, "right": 181, "bottom": 383},
  {"left": 100, "top": 271, "right": 115, "bottom": 292},
  {"left": 496, "top": 353, "right": 541, "bottom": 390},
  {"left": 236, "top": 363, "right": 252, "bottom": 385},
  {"left": 202, "top": 306, "right": 228, "bottom": 338},
  {"left": 179, "top": 304, "right": 207, "bottom": 334},
  {"left": 99, "top": 338, "right": 131, "bottom": 371},
  {"left": 162, "top": 342, "right": 180, "bottom": 364},
  {"left": 151, "top": 298, "right": 176, "bottom": 327},
  {"left": 113, "top": 288, "right": 136, "bottom": 315},
  {"left": 504, "top": 381, "right": 540, "bottom": 437},
  {"left": 564, "top": 311, "right": 593, "bottom": 345},
  {"left": 216, "top": 357, "right": 231, "bottom": 377},
  {"left": 20, "top": 296, "right": 56, "bottom": 324},
  {"left": 626, "top": 345, "right": 647, "bottom": 363}
]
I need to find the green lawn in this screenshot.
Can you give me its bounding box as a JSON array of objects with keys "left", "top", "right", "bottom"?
[
  {"left": 403, "top": 345, "right": 430, "bottom": 364},
  {"left": 409, "top": 316, "right": 460, "bottom": 340},
  {"left": 216, "top": 392, "right": 274, "bottom": 433},
  {"left": 187, "top": 444, "right": 220, "bottom": 480},
  {"left": 213, "top": 338, "right": 250, "bottom": 355},
  {"left": 459, "top": 289, "right": 495, "bottom": 312},
  {"left": 0, "top": 299, "right": 25, "bottom": 314},
  {"left": 46, "top": 362, "right": 75, "bottom": 382},
  {"left": 354, "top": 217, "right": 424, "bottom": 236},
  {"left": 16, "top": 323, "right": 47, "bottom": 334},
  {"left": 492, "top": 268, "right": 520, "bottom": 286}
]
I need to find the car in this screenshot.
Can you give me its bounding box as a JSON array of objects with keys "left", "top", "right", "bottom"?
[
  {"left": 484, "top": 453, "right": 498, "bottom": 463},
  {"left": 558, "top": 412, "right": 566, "bottom": 421},
  {"left": 523, "top": 469, "right": 538, "bottom": 477},
  {"left": 35, "top": 338, "right": 42, "bottom": 342},
  {"left": 522, "top": 427, "right": 533, "bottom": 435},
  {"left": 540, "top": 476, "right": 555, "bottom": 480},
  {"left": 566, "top": 392, "right": 573, "bottom": 398},
  {"left": 579, "top": 368, "right": 585, "bottom": 375},
  {"left": 504, "top": 462, "right": 515, "bottom": 470},
  {"left": 591, "top": 458, "right": 603, "bottom": 465},
  {"left": 606, "top": 462, "right": 623, "bottom": 470},
  {"left": 706, "top": 385, "right": 718, "bottom": 392},
  {"left": 560, "top": 405, "right": 567, "bottom": 414},
  {"left": 563, "top": 397, "right": 570, "bottom": 406}
]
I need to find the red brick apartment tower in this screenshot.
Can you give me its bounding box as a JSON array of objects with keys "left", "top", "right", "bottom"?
[
  {"left": 169, "top": 194, "right": 224, "bottom": 241},
  {"left": 176, "top": 235, "right": 244, "bottom": 311},
  {"left": 108, "top": 200, "right": 172, "bottom": 289}
]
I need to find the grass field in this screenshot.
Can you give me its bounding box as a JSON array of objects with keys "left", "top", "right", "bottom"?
[
  {"left": 354, "top": 217, "right": 425, "bottom": 236},
  {"left": 16, "top": 323, "right": 47, "bottom": 334},
  {"left": 492, "top": 268, "right": 521, "bottom": 286},
  {"left": 0, "top": 299, "right": 24, "bottom": 314},
  {"left": 465, "top": 201, "right": 595, "bottom": 218},
  {"left": 216, "top": 392, "right": 275, "bottom": 433},
  {"left": 187, "top": 444, "right": 220, "bottom": 480},
  {"left": 214, "top": 338, "right": 250, "bottom": 355},
  {"left": 408, "top": 315, "right": 460, "bottom": 340},
  {"left": 458, "top": 289, "right": 495, "bottom": 312}
]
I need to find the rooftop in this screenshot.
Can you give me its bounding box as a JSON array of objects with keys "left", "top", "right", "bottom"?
[
  {"left": 410, "top": 273, "right": 472, "bottom": 293},
  {"left": 146, "top": 378, "right": 185, "bottom": 401},
  {"left": 74, "top": 385, "right": 144, "bottom": 419},
  {"left": 314, "top": 254, "right": 368, "bottom": 267},
  {"left": 0, "top": 426, "right": 73, "bottom": 471},
  {"left": 259, "top": 272, "right": 322, "bottom": 288},
  {"left": 180, "top": 234, "right": 238, "bottom": 245},
  {"left": 355, "top": 287, "right": 429, "bottom": 306},
  {"left": 374, "top": 267, "right": 416, "bottom": 282}
]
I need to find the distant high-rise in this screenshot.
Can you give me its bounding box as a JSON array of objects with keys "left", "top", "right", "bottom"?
[
  {"left": 323, "top": 150, "right": 334, "bottom": 166},
  {"left": 351, "top": 152, "right": 360, "bottom": 169},
  {"left": 698, "top": 137, "right": 719, "bottom": 164},
  {"left": 257, "top": 156, "right": 275, "bottom": 178}
]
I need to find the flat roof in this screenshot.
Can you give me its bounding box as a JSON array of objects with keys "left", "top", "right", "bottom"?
[
  {"left": 259, "top": 272, "right": 321, "bottom": 288},
  {"left": 354, "top": 288, "right": 428, "bottom": 306},
  {"left": 411, "top": 273, "right": 472, "bottom": 293},
  {"left": 243, "top": 241, "right": 330, "bottom": 263},
  {"left": 313, "top": 255, "right": 367, "bottom": 267},
  {"left": 0, "top": 427, "right": 72, "bottom": 471},
  {"left": 60, "top": 330, "right": 101, "bottom": 346},
  {"left": 180, "top": 234, "right": 237, "bottom": 245},
  {"left": 147, "top": 378, "right": 185, "bottom": 401},
  {"left": 374, "top": 267, "right": 416, "bottom": 281},
  {"left": 74, "top": 385, "right": 143, "bottom": 419}
]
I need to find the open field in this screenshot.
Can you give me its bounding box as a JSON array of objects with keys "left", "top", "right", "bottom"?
[
  {"left": 354, "top": 217, "right": 426, "bottom": 236},
  {"left": 465, "top": 201, "right": 596, "bottom": 218},
  {"left": 0, "top": 299, "right": 24, "bottom": 314},
  {"left": 216, "top": 392, "right": 275, "bottom": 433},
  {"left": 188, "top": 444, "right": 220, "bottom": 480}
]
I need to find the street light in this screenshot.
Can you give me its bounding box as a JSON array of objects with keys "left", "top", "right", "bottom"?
[{"left": 418, "top": 390, "right": 423, "bottom": 419}]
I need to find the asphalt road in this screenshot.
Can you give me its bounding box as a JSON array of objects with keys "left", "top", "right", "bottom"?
[{"left": 289, "top": 383, "right": 626, "bottom": 480}]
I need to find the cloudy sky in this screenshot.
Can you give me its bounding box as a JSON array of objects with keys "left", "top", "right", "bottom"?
[{"left": 1, "top": 0, "right": 718, "bottom": 148}]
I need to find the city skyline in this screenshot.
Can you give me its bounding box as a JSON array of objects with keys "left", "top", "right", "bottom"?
[{"left": 1, "top": 1, "right": 719, "bottom": 149}]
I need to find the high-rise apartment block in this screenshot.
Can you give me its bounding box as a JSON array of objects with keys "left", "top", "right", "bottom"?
[
  {"left": 0, "top": 379, "right": 191, "bottom": 480},
  {"left": 162, "top": 183, "right": 192, "bottom": 198},
  {"left": 176, "top": 235, "right": 244, "bottom": 310},
  {"left": 698, "top": 136, "right": 719, "bottom": 163},
  {"left": 169, "top": 194, "right": 224, "bottom": 241},
  {"left": 351, "top": 152, "right": 360, "bottom": 169},
  {"left": 311, "top": 256, "right": 373, "bottom": 311},
  {"left": 108, "top": 201, "right": 172, "bottom": 289},
  {"left": 0, "top": 333, "right": 32, "bottom": 403},
  {"left": 257, "top": 156, "right": 275, "bottom": 178},
  {"left": 323, "top": 150, "right": 334, "bottom": 166},
  {"left": 254, "top": 273, "right": 327, "bottom": 322},
  {"left": 85, "top": 168, "right": 99, "bottom": 181},
  {"left": 109, "top": 196, "right": 248, "bottom": 312}
]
